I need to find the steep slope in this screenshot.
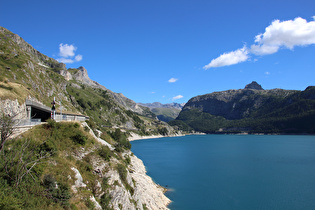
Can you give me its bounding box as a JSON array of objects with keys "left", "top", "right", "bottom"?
[
  {"left": 0, "top": 26, "right": 177, "bottom": 209},
  {"left": 171, "top": 82, "right": 315, "bottom": 134},
  {"left": 0, "top": 120, "right": 170, "bottom": 209},
  {"left": 0, "top": 26, "right": 175, "bottom": 135},
  {"left": 61, "top": 66, "right": 154, "bottom": 117}
]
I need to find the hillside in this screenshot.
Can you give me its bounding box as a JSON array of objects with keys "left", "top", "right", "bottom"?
[
  {"left": 0, "top": 120, "right": 170, "bottom": 209},
  {"left": 0, "top": 26, "right": 178, "bottom": 209},
  {"left": 170, "top": 82, "right": 315, "bottom": 134},
  {"left": 0, "top": 26, "right": 174, "bottom": 136}
]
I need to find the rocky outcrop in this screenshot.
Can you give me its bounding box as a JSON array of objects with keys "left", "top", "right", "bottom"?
[
  {"left": 102, "top": 152, "right": 170, "bottom": 210},
  {"left": 129, "top": 154, "right": 171, "bottom": 209},
  {"left": 69, "top": 67, "right": 105, "bottom": 89},
  {"left": 60, "top": 66, "right": 156, "bottom": 117},
  {"left": 244, "top": 81, "right": 264, "bottom": 90},
  {"left": 0, "top": 99, "right": 26, "bottom": 119}
]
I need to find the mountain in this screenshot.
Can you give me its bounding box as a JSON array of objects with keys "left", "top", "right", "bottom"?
[
  {"left": 170, "top": 82, "right": 315, "bottom": 134},
  {"left": 61, "top": 66, "right": 154, "bottom": 117},
  {"left": 0, "top": 26, "right": 177, "bottom": 209},
  {"left": 139, "top": 102, "right": 185, "bottom": 110},
  {"left": 0, "top": 26, "right": 167, "bottom": 132},
  {"left": 139, "top": 102, "right": 185, "bottom": 122}
]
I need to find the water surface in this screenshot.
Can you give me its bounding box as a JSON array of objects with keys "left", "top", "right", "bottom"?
[{"left": 131, "top": 135, "right": 315, "bottom": 210}]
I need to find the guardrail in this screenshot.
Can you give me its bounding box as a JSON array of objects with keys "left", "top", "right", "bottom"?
[{"left": 17, "top": 119, "right": 42, "bottom": 126}]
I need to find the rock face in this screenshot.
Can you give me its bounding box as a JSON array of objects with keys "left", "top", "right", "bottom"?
[
  {"left": 102, "top": 153, "right": 171, "bottom": 210},
  {"left": 60, "top": 66, "right": 154, "bottom": 117},
  {"left": 129, "top": 154, "right": 171, "bottom": 209},
  {"left": 69, "top": 66, "right": 105, "bottom": 89},
  {"left": 0, "top": 99, "right": 26, "bottom": 119}
]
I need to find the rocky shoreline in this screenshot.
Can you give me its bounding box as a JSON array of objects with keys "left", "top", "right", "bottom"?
[{"left": 128, "top": 132, "right": 185, "bottom": 141}]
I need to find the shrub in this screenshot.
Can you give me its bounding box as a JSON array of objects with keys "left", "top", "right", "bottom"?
[
  {"left": 73, "top": 122, "right": 80, "bottom": 128},
  {"left": 84, "top": 126, "right": 90, "bottom": 132},
  {"left": 124, "top": 155, "right": 131, "bottom": 165},
  {"left": 43, "top": 174, "right": 57, "bottom": 191},
  {"left": 100, "top": 193, "right": 112, "bottom": 210},
  {"left": 46, "top": 119, "right": 56, "bottom": 129},
  {"left": 71, "top": 132, "right": 87, "bottom": 145},
  {"left": 98, "top": 146, "right": 112, "bottom": 161},
  {"left": 116, "top": 164, "right": 127, "bottom": 183}
]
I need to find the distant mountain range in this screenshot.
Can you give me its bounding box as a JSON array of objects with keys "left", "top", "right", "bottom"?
[
  {"left": 170, "top": 81, "right": 315, "bottom": 134},
  {"left": 139, "top": 102, "right": 185, "bottom": 122}
]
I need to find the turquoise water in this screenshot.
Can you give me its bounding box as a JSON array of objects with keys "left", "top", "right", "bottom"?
[{"left": 131, "top": 135, "right": 315, "bottom": 210}]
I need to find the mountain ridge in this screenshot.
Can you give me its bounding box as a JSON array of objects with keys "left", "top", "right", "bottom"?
[{"left": 171, "top": 82, "right": 315, "bottom": 134}]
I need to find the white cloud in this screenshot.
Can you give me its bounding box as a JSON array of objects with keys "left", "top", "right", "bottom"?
[
  {"left": 75, "top": 54, "right": 83, "bottom": 62},
  {"left": 56, "top": 57, "right": 75, "bottom": 64},
  {"left": 56, "top": 43, "right": 83, "bottom": 64},
  {"left": 265, "top": 71, "right": 270, "bottom": 75},
  {"left": 204, "top": 16, "right": 315, "bottom": 68},
  {"left": 251, "top": 17, "right": 315, "bottom": 55},
  {"left": 59, "top": 43, "right": 76, "bottom": 57},
  {"left": 250, "top": 44, "right": 279, "bottom": 55},
  {"left": 168, "top": 78, "right": 178, "bottom": 83},
  {"left": 172, "top": 95, "right": 183, "bottom": 100},
  {"left": 203, "top": 46, "right": 249, "bottom": 69}
]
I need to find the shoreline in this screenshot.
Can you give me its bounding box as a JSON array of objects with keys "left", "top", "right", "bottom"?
[{"left": 128, "top": 132, "right": 186, "bottom": 142}]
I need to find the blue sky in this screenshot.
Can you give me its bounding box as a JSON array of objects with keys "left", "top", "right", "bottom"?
[{"left": 1, "top": 0, "right": 315, "bottom": 104}]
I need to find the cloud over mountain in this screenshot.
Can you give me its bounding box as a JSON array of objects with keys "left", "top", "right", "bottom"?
[
  {"left": 172, "top": 95, "right": 183, "bottom": 100},
  {"left": 57, "top": 43, "right": 83, "bottom": 64},
  {"left": 203, "top": 47, "right": 249, "bottom": 69}
]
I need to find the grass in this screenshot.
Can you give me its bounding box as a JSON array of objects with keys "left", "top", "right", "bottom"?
[
  {"left": 0, "top": 81, "right": 33, "bottom": 104},
  {"left": 0, "top": 121, "right": 100, "bottom": 209}
]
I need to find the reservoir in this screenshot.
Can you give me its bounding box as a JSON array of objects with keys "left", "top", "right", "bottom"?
[{"left": 131, "top": 135, "right": 315, "bottom": 210}]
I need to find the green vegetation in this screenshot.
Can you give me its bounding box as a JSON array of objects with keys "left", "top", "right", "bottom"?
[
  {"left": 0, "top": 121, "right": 122, "bottom": 209},
  {"left": 116, "top": 163, "right": 134, "bottom": 196}
]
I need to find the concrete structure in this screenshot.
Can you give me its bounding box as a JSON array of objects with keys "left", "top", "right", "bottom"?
[{"left": 25, "top": 99, "right": 89, "bottom": 123}]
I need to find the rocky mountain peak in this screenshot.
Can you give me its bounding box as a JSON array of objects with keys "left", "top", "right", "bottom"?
[
  {"left": 244, "top": 81, "right": 264, "bottom": 90},
  {"left": 77, "top": 66, "right": 88, "bottom": 76}
]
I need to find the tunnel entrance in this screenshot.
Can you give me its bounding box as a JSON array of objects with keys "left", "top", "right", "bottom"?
[{"left": 30, "top": 106, "right": 51, "bottom": 122}]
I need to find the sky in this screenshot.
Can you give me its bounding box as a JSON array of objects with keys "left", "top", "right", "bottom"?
[{"left": 1, "top": 0, "right": 315, "bottom": 104}]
